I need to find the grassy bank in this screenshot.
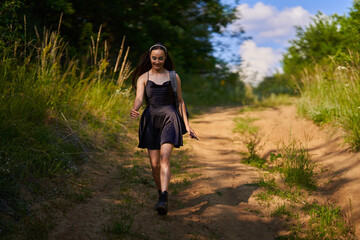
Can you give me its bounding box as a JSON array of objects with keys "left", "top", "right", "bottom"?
[
  {"left": 297, "top": 58, "right": 360, "bottom": 151},
  {"left": 234, "top": 109, "right": 355, "bottom": 239},
  {"left": 0, "top": 28, "right": 135, "bottom": 237}
]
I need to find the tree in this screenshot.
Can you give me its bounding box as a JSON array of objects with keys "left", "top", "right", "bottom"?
[
  {"left": 15, "top": 0, "right": 237, "bottom": 75},
  {"left": 282, "top": 13, "right": 344, "bottom": 77}
]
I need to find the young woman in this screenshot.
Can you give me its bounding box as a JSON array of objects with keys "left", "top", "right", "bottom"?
[{"left": 130, "top": 43, "right": 197, "bottom": 215}]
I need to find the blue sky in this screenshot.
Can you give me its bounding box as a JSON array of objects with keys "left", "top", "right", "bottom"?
[
  {"left": 223, "top": 0, "right": 353, "bottom": 15},
  {"left": 216, "top": 0, "right": 354, "bottom": 85}
]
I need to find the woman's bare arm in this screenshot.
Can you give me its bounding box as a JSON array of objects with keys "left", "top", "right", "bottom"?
[
  {"left": 175, "top": 74, "right": 198, "bottom": 139},
  {"left": 130, "top": 74, "right": 146, "bottom": 119}
]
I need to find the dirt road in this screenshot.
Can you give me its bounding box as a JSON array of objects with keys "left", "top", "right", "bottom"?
[{"left": 49, "top": 105, "right": 360, "bottom": 239}]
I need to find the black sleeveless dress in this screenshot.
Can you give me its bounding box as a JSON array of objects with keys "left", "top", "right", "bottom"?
[{"left": 138, "top": 72, "right": 185, "bottom": 149}]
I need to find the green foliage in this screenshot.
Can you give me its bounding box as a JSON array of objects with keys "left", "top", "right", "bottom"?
[
  {"left": 297, "top": 62, "right": 360, "bottom": 150},
  {"left": 0, "top": 28, "right": 134, "bottom": 238},
  {"left": 0, "top": 0, "right": 24, "bottom": 48},
  {"left": 182, "top": 63, "right": 246, "bottom": 105},
  {"left": 280, "top": 1, "right": 360, "bottom": 150},
  {"left": 282, "top": 13, "right": 345, "bottom": 78},
  {"left": 9, "top": 0, "right": 237, "bottom": 75},
  {"left": 2, "top": 0, "right": 246, "bottom": 105},
  {"left": 282, "top": 2, "right": 360, "bottom": 79},
  {"left": 254, "top": 73, "right": 298, "bottom": 98},
  {"left": 253, "top": 94, "right": 296, "bottom": 109}
]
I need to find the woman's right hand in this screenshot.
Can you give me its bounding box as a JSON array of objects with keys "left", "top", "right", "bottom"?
[{"left": 130, "top": 108, "right": 140, "bottom": 119}]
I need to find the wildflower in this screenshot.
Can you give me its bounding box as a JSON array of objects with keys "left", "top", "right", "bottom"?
[
  {"left": 116, "top": 89, "right": 121, "bottom": 94},
  {"left": 337, "top": 66, "right": 347, "bottom": 70}
]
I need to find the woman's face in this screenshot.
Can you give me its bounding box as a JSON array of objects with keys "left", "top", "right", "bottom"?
[{"left": 150, "top": 49, "right": 166, "bottom": 71}]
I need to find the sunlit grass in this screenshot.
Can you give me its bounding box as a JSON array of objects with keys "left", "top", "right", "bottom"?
[
  {"left": 0, "top": 27, "right": 134, "bottom": 238},
  {"left": 297, "top": 60, "right": 360, "bottom": 150}
]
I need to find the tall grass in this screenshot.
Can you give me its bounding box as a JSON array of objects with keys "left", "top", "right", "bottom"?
[
  {"left": 0, "top": 26, "right": 133, "bottom": 237},
  {"left": 297, "top": 56, "right": 360, "bottom": 150}
]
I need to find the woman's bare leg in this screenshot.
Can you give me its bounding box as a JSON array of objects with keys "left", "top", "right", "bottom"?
[
  {"left": 148, "top": 149, "right": 161, "bottom": 191},
  {"left": 159, "top": 143, "right": 174, "bottom": 192}
]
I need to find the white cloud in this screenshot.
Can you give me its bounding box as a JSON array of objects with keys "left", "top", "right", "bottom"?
[
  {"left": 239, "top": 40, "right": 283, "bottom": 85},
  {"left": 226, "top": 2, "right": 313, "bottom": 85},
  {"left": 231, "top": 2, "right": 312, "bottom": 44}
]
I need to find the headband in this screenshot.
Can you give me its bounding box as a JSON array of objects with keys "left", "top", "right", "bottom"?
[{"left": 149, "top": 44, "right": 167, "bottom": 54}]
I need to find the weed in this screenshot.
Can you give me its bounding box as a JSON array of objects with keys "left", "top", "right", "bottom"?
[
  {"left": 117, "top": 163, "right": 152, "bottom": 186},
  {"left": 233, "top": 117, "right": 259, "bottom": 134},
  {"left": 271, "top": 204, "right": 293, "bottom": 219},
  {"left": 105, "top": 211, "right": 133, "bottom": 236},
  {"left": 255, "top": 191, "right": 273, "bottom": 202},
  {"left": 278, "top": 140, "right": 316, "bottom": 191},
  {"left": 256, "top": 175, "right": 304, "bottom": 202},
  {"left": 305, "top": 203, "right": 355, "bottom": 239},
  {"left": 241, "top": 134, "right": 266, "bottom": 168},
  {"left": 170, "top": 178, "right": 192, "bottom": 195},
  {"left": 250, "top": 135, "right": 354, "bottom": 239},
  {"left": 257, "top": 176, "right": 277, "bottom": 190}
]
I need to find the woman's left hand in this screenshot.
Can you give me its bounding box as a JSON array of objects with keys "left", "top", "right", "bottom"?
[{"left": 188, "top": 127, "right": 198, "bottom": 140}]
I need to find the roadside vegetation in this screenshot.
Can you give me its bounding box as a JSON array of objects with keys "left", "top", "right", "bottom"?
[
  {"left": 234, "top": 111, "right": 356, "bottom": 239},
  {"left": 262, "top": 1, "right": 360, "bottom": 151},
  {"left": 297, "top": 61, "right": 360, "bottom": 150},
  {"left": 0, "top": 23, "right": 135, "bottom": 237}
]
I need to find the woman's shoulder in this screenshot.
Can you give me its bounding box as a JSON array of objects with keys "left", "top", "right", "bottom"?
[
  {"left": 175, "top": 72, "right": 181, "bottom": 81},
  {"left": 138, "top": 71, "right": 148, "bottom": 83}
]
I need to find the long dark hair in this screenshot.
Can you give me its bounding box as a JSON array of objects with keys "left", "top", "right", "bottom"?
[{"left": 131, "top": 43, "right": 174, "bottom": 91}]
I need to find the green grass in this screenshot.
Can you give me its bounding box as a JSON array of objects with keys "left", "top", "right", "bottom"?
[
  {"left": 250, "top": 138, "right": 354, "bottom": 239},
  {"left": 271, "top": 204, "right": 294, "bottom": 219},
  {"left": 253, "top": 94, "right": 296, "bottom": 108},
  {"left": 233, "top": 116, "right": 259, "bottom": 134},
  {"left": 0, "top": 28, "right": 134, "bottom": 238},
  {"left": 286, "top": 203, "right": 356, "bottom": 240},
  {"left": 297, "top": 63, "right": 360, "bottom": 150},
  {"left": 256, "top": 176, "right": 303, "bottom": 202},
  {"left": 278, "top": 140, "right": 316, "bottom": 191},
  {"left": 241, "top": 133, "right": 266, "bottom": 168},
  {"left": 106, "top": 212, "right": 133, "bottom": 235},
  {"left": 237, "top": 94, "right": 296, "bottom": 114},
  {"left": 306, "top": 203, "right": 354, "bottom": 239},
  {"left": 170, "top": 178, "right": 192, "bottom": 195}
]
